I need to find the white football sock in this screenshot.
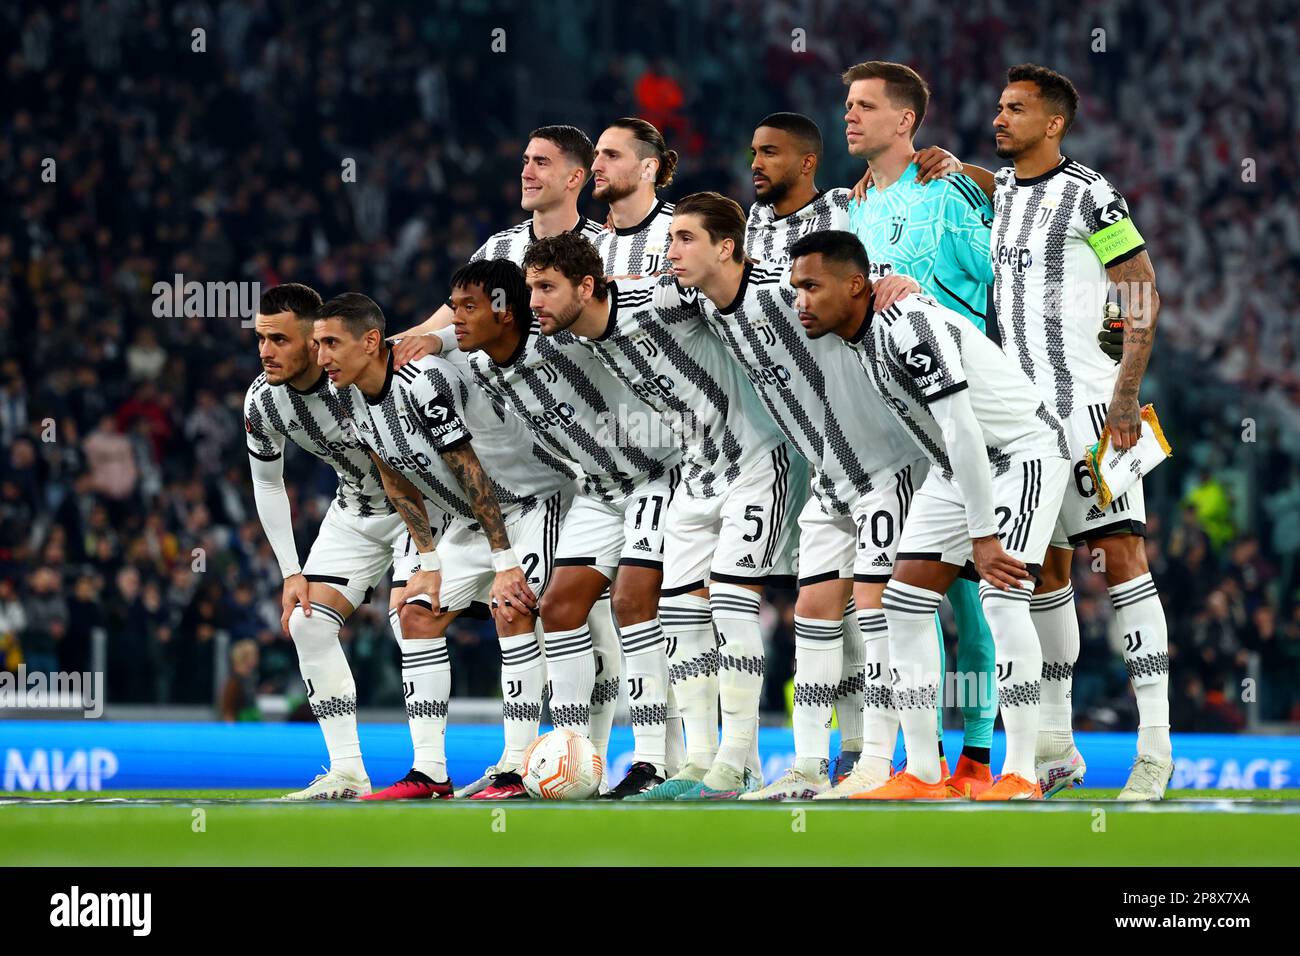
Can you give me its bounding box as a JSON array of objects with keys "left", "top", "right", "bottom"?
[
  {"left": 587, "top": 597, "right": 621, "bottom": 765},
  {"left": 708, "top": 584, "right": 764, "bottom": 783},
  {"left": 400, "top": 637, "right": 450, "bottom": 781},
  {"left": 857, "top": 607, "right": 898, "bottom": 776},
  {"left": 665, "top": 687, "right": 685, "bottom": 778},
  {"left": 620, "top": 617, "right": 669, "bottom": 771},
  {"left": 837, "top": 599, "right": 865, "bottom": 754},
  {"left": 1109, "top": 573, "right": 1172, "bottom": 760},
  {"left": 499, "top": 631, "right": 545, "bottom": 770},
  {"left": 1031, "top": 583, "right": 1079, "bottom": 739},
  {"left": 289, "top": 604, "right": 364, "bottom": 779},
  {"left": 979, "top": 582, "right": 1043, "bottom": 781},
  {"left": 793, "top": 615, "right": 842, "bottom": 780},
  {"left": 661, "top": 594, "right": 718, "bottom": 771},
  {"left": 881, "top": 582, "right": 942, "bottom": 784},
  {"left": 543, "top": 624, "right": 595, "bottom": 735}
]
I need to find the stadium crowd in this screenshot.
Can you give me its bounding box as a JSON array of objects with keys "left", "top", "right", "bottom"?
[{"left": 1, "top": 0, "right": 1297, "bottom": 728}]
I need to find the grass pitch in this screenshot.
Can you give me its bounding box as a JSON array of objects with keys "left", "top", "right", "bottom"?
[{"left": 3, "top": 789, "right": 1298, "bottom": 866}]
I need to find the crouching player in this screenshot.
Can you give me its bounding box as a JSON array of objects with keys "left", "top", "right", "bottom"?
[
  {"left": 790, "top": 231, "right": 1070, "bottom": 799},
  {"left": 315, "top": 293, "right": 577, "bottom": 800}
]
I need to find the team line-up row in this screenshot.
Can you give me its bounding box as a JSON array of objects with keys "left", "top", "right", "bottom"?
[{"left": 243, "top": 60, "right": 1171, "bottom": 803}]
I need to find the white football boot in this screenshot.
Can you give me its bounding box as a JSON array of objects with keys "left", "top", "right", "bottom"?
[
  {"left": 281, "top": 767, "right": 371, "bottom": 801},
  {"left": 1117, "top": 754, "right": 1175, "bottom": 801},
  {"left": 739, "top": 767, "right": 829, "bottom": 801},
  {"left": 1036, "top": 733, "right": 1087, "bottom": 797},
  {"left": 454, "top": 765, "right": 500, "bottom": 799},
  {"left": 812, "top": 759, "right": 892, "bottom": 799}
]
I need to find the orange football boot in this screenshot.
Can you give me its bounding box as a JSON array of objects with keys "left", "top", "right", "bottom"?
[
  {"left": 850, "top": 770, "right": 949, "bottom": 800},
  {"left": 945, "top": 755, "right": 995, "bottom": 798},
  {"left": 974, "top": 773, "right": 1042, "bottom": 801}
]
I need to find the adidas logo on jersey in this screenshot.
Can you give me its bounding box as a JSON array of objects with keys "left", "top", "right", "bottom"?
[
  {"left": 632, "top": 537, "right": 652, "bottom": 552},
  {"left": 735, "top": 554, "right": 757, "bottom": 569},
  {"left": 1086, "top": 504, "right": 1106, "bottom": 520},
  {"left": 286, "top": 419, "right": 303, "bottom": 431},
  {"left": 871, "top": 553, "right": 893, "bottom": 568}
]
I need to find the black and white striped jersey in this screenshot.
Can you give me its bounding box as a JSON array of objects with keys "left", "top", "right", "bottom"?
[
  {"left": 244, "top": 372, "right": 392, "bottom": 517},
  {"left": 592, "top": 199, "right": 675, "bottom": 277},
  {"left": 849, "top": 292, "right": 1069, "bottom": 480},
  {"left": 991, "top": 157, "right": 1148, "bottom": 420},
  {"left": 470, "top": 215, "right": 607, "bottom": 266},
  {"left": 333, "top": 351, "right": 576, "bottom": 522},
  {"left": 464, "top": 324, "right": 681, "bottom": 504},
  {"left": 744, "top": 189, "right": 853, "bottom": 265},
  {"left": 578, "top": 273, "right": 785, "bottom": 500},
  {"left": 700, "top": 260, "right": 921, "bottom": 517}
]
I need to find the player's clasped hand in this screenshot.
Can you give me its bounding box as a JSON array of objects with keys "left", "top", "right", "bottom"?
[
  {"left": 490, "top": 567, "right": 537, "bottom": 625},
  {"left": 280, "top": 573, "right": 312, "bottom": 635},
  {"left": 972, "top": 534, "right": 1030, "bottom": 592}
]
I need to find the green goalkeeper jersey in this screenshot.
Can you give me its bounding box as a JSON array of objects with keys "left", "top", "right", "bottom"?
[{"left": 849, "top": 163, "right": 994, "bottom": 333}]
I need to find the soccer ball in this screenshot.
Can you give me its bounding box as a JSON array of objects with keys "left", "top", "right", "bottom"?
[{"left": 521, "top": 729, "right": 604, "bottom": 800}]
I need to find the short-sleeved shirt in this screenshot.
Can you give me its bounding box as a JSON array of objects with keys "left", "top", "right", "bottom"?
[
  {"left": 591, "top": 199, "right": 675, "bottom": 277},
  {"left": 991, "top": 157, "right": 1146, "bottom": 419},
  {"left": 848, "top": 292, "right": 1069, "bottom": 481},
  {"left": 470, "top": 215, "right": 606, "bottom": 266},
  {"left": 465, "top": 323, "right": 681, "bottom": 504},
  {"left": 577, "top": 273, "right": 785, "bottom": 499},
  {"left": 700, "top": 259, "right": 921, "bottom": 517},
  {"left": 744, "top": 189, "right": 853, "bottom": 266},
  {"left": 850, "top": 165, "right": 994, "bottom": 332},
  {"left": 334, "top": 352, "right": 575, "bottom": 521}
]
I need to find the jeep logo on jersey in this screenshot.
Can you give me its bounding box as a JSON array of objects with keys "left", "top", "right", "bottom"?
[
  {"left": 995, "top": 244, "right": 1033, "bottom": 272},
  {"left": 869, "top": 261, "right": 893, "bottom": 279},
  {"left": 631, "top": 373, "right": 675, "bottom": 402},
  {"left": 889, "top": 214, "right": 906, "bottom": 244},
  {"left": 1094, "top": 197, "right": 1128, "bottom": 228},
  {"left": 313, "top": 437, "right": 362, "bottom": 456},
  {"left": 748, "top": 364, "right": 791, "bottom": 389},
  {"left": 385, "top": 451, "right": 433, "bottom": 471},
  {"left": 530, "top": 401, "right": 577, "bottom": 430}
]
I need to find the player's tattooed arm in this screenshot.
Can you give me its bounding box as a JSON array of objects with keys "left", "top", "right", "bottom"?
[
  {"left": 1105, "top": 250, "right": 1161, "bottom": 449},
  {"left": 439, "top": 442, "right": 512, "bottom": 552},
  {"left": 369, "top": 450, "right": 436, "bottom": 551}
]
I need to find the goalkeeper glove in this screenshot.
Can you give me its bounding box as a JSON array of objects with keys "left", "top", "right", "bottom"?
[{"left": 1098, "top": 302, "right": 1124, "bottom": 363}]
